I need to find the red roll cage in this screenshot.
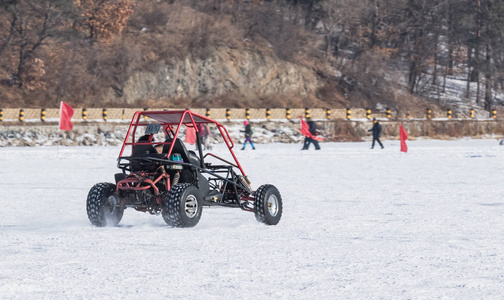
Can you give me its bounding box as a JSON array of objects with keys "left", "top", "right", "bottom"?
[{"left": 118, "top": 110, "right": 246, "bottom": 176}]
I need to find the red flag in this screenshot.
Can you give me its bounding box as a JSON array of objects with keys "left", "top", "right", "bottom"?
[
  {"left": 299, "top": 117, "right": 324, "bottom": 141},
  {"left": 300, "top": 117, "right": 311, "bottom": 137},
  {"left": 185, "top": 126, "right": 197, "bottom": 145},
  {"left": 59, "top": 101, "right": 74, "bottom": 131},
  {"left": 399, "top": 123, "right": 408, "bottom": 153}
]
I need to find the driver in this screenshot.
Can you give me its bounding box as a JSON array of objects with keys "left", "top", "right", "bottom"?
[{"left": 133, "top": 134, "right": 158, "bottom": 156}]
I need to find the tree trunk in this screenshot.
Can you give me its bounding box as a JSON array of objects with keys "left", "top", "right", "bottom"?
[
  {"left": 325, "top": 32, "right": 331, "bottom": 59},
  {"left": 476, "top": 74, "right": 480, "bottom": 105},
  {"left": 475, "top": 43, "right": 480, "bottom": 105},
  {"left": 16, "top": 42, "right": 26, "bottom": 87},
  {"left": 432, "top": 37, "right": 438, "bottom": 85},
  {"left": 0, "top": 13, "right": 17, "bottom": 54},
  {"left": 466, "top": 45, "right": 471, "bottom": 99},
  {"left": 446, "top": 0, "right": 453, "bottom": 75},
  {"left": 475, "top": 0, "right": 481, "bottom": 105},
  {"left": 409, "top": 57, "right": 419, "bottom": 94},
  {"left": 484, "top": 42, "right": 492, "bottom": 111}
]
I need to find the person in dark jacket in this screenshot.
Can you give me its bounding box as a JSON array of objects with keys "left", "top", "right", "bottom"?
[
  {"left": 369, "top": 118, "right": 384, "bottom": 149},
  {"left": 302, "top": 118, "right": 321, "bottom": 150},
  {"left": 241, "top": 120, "right": 255, "bottom": 150}
]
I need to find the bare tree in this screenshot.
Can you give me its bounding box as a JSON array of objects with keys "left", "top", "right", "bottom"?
[
  {"left": 0, "top": 0, "right": 67, "bottom": 88},
  {"left": 86, "top": 39, "right": 140, "bottom": 100},
  {"left": 74, "top": 0, "right": 133, "bottom": 41}
]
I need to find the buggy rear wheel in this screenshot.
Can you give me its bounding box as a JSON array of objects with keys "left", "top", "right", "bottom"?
[
  {"left": 86, "top": 183, "right": 124, "bottom": 227},
  {"left": 162, "top": 183, "right": 202, "bottom": 228},
  {"left": 254, "top": 184, "right": 282, "bottom": 225}
]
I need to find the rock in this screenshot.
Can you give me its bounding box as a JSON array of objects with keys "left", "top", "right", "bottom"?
[{"left": 1, "top": 119, "right": 504, "bottom": 147}]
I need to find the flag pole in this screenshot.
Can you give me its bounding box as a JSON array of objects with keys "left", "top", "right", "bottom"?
[{"left": 58, "top": 101, "right": 62, "bottom": 130}]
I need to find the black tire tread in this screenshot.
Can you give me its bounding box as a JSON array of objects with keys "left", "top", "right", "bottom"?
[
  {"left": 86, "top": 182, "right": 123, "bottom": 227},
  {"left": 162, "top": 183, "right": 202, "bottom": 228},
  {"left": 254, "top": 184, "right": 282, "bottom": 225}
]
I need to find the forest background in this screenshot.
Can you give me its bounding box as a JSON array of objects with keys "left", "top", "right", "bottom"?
[{"left": 1, "top": 0, "right": 504, "bottom": 117}]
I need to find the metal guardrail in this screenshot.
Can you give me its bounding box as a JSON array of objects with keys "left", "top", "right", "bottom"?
[
  {"left": 0, "top": 107, "right": 496, "bottom": 123},
  {"left": 0, "top": 108, "right": 373, "bottom": 122}
]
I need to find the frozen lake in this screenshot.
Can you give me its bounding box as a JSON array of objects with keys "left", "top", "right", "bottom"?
[{"left": 1, "top": 139, "right": 504, "bottom": 298}]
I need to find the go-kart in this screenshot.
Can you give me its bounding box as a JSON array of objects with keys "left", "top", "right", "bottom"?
[{"left": 86, "top": 110, "right": 282, "bottom": 227}]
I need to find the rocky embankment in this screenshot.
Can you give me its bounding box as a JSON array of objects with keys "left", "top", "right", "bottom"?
[
  {"left": 0, "top": 121, "right": 304, "bottom": 147},
  {"left": 1, "top": 119, "right": 504, "bottom": 147}
]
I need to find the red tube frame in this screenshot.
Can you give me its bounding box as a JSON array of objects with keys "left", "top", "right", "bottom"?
[{"left": 118, "top": 110, "right": 246, "bottom": 176}]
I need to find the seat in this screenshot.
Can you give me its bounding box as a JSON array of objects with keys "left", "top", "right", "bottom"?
[
  {"left": 187, "top": 150, "right": 201, "bottom": 167},
  {"left": 163, "top": 138, "right": 201, "bottom": 166},
  {"left": 132, "top": 144, "right": 158, "bottom": 157},
  {"left": 162, "top": 138, "right": 207, "bottom": 195},
  {"left": 130, "top": 135, "right": 161, "bottom": 172},
  {"left": 132, "top": 135, "right": 158, "bottom": 156}
]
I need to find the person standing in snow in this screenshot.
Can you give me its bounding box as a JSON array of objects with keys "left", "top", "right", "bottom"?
[
  {"left": 241, "top": 120, "right": 255, "bottom": 150},
  {"left": 369, "top": 118, "right": 384, "bottom": 149},
  {"left": 302, "top": 117, "right": 321, "bottom": 150}
]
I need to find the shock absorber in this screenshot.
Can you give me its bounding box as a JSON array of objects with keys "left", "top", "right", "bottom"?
[
  {"left": 238, "top": 175, "right": 252, "bottom": 193},
  {"left": 172, "top": 172, "right": 180, "bottom": 186}
]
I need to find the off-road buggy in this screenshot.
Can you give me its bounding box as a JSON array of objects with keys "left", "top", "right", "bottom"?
[{"left": 86, "top": 110, "right": 282, "bottom": 227}]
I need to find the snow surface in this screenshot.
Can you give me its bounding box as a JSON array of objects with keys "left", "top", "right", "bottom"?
[{"left": 1, "top": 139, "right": 504, "bottom": 299}]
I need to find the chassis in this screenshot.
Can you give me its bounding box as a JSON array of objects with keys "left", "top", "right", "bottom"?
[{"left": 86, "top": 110, "right": 282, "bottom": 227}]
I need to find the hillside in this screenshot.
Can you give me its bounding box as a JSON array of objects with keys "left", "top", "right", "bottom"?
[{"left": 1, "top": 0, "right": 502, "bottom": 116}]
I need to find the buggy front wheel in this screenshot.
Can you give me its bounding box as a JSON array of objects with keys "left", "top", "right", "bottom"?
[
  {"left": 162, "top": 183, "right": 202, "bottom": 228},
  {"left": 86, "top": 183, "right": 124, "bottom": 227},
  {"left": 254, "top": 184, "right": 282, "bottom": 225}
]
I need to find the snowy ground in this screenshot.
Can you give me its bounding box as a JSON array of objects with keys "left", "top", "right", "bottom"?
[{"left": 1, "top": 139, "right": 504, "bottom": 299}]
